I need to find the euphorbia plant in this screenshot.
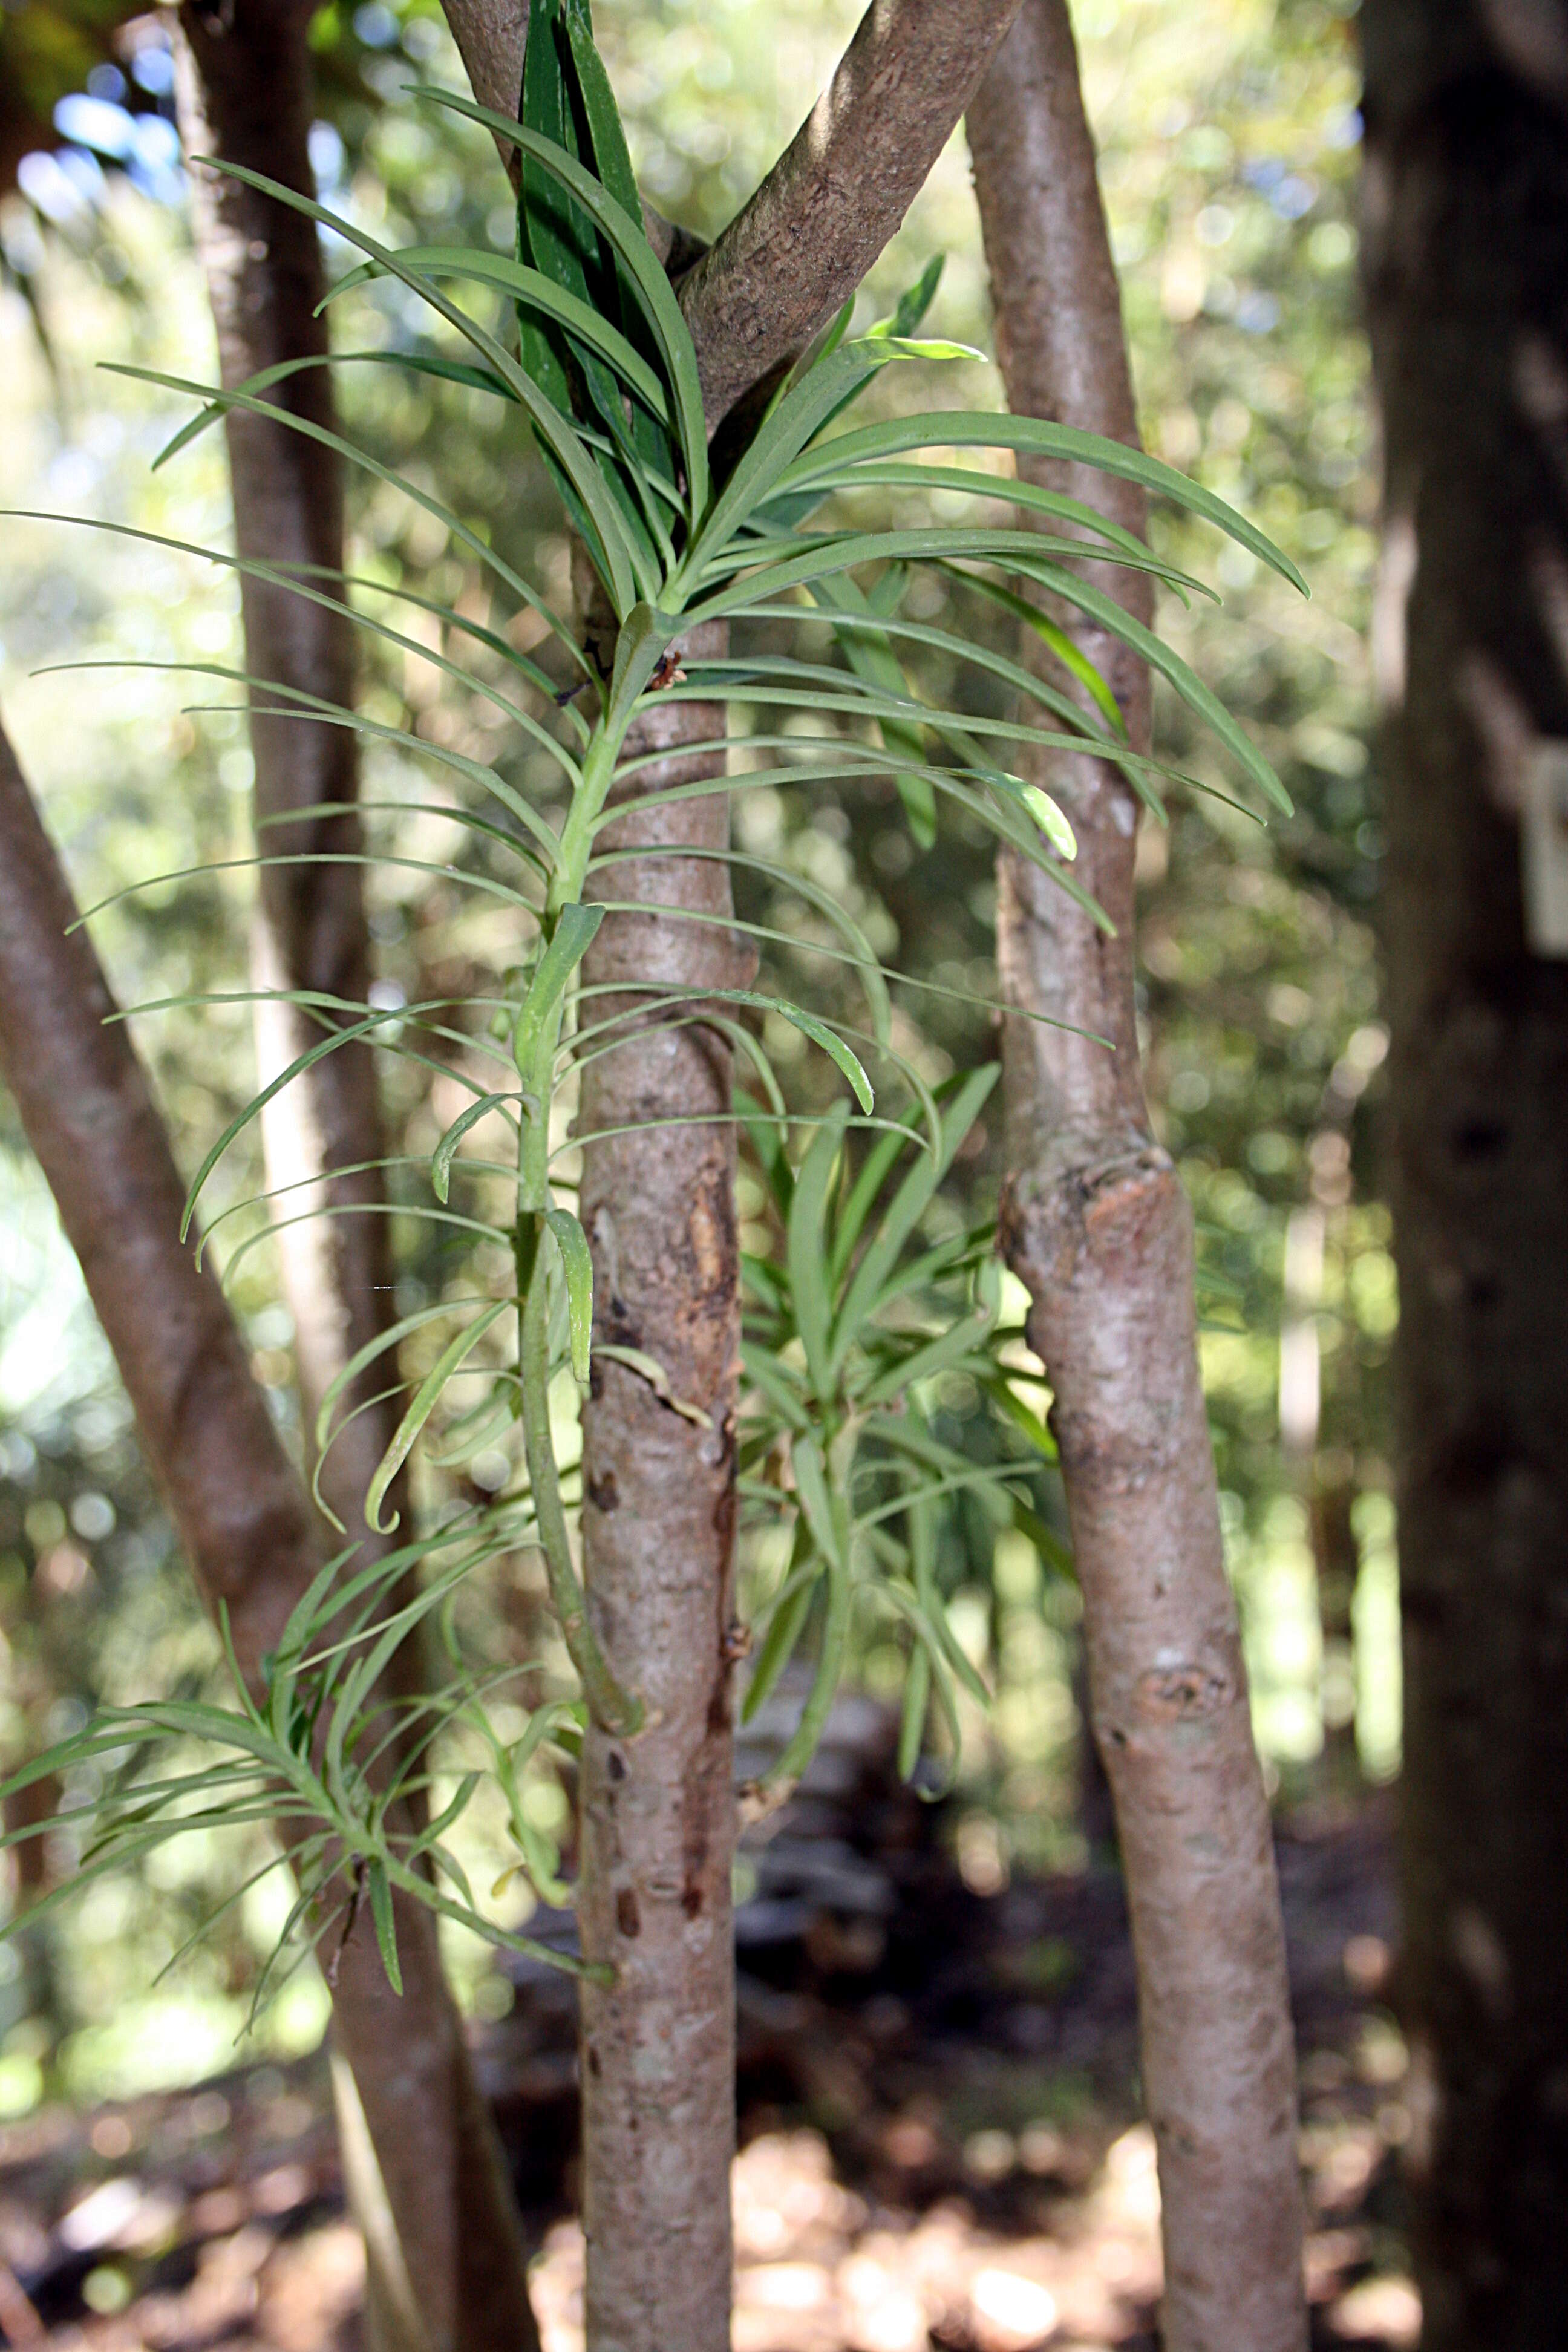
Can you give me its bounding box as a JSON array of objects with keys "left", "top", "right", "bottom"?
[{"left": 2, "top": 5, "right": 1300, "bottom": 2024}]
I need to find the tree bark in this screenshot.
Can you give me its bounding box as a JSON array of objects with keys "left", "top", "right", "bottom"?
[
  {"left": 170, "top": 13, "right": 541, "bottom": 2348},
  {"left": 1361, "top": 5, "right": 1568, "bottom": 2342},
  {"left": 967, "top": 8, "right": 1306, "bottom": 2348},
  {"left": 572, "top": 615, "right": 746, "bottom": 2352},
  {"left": 0, "top": 720, "right": 538, "bottom": 2352}
]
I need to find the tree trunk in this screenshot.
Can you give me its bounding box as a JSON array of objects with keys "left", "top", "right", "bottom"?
[
  {"left": 0, "top": 721, "right": 537, "bottom": 2352},
  {"left": 967, "top": 8, "right": 1307, "bottom": 2348},
  {"left": 574, "top": 615, "right": 745, "bottom": 2352},
  {"left": 174, "top": 0, "right": 395, "bottom": 1547},
  {"left": 1361, "top": 5, "right": 1568, "bottom": 2342},
  {"left": 170, "top": 13, "right": 540, "bottom": 2349}
]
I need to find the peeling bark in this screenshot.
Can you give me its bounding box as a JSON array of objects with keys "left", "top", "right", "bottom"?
[
  {"left": 574, "top": 616, "right": 746, "bottom": 2352},
  {"left": 1362, "top": 4, "right": 1568, "bottom": 2340},
  {"left": 170, "top": 11, "right": 541, "bottom": 2349},
  {"left": 0, "top": 722, "right": 538, "bottom": 2352},
  {"left": 967, "top": 7, "right": 1306, "bottom": 2348}
]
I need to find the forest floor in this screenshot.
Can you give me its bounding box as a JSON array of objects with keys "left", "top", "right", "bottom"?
[{"left": 0, "top": 1787, "right": 1411, "bottom": 2352}]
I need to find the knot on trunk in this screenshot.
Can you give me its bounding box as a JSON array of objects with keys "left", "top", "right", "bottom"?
[
  {"left": 999, "top": 1142, "right": 1178, "bottom": 1303},
  {"left": 1132, "top": 1656, "right": 1236, "bottom": 1725}
]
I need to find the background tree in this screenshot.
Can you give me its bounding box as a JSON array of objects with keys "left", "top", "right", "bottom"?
[
  {"left": 969, "top": 6, "right": 1305, "bottom": 2346},
  {"left": 1361, "top": 2, "right": 1568, "bottom": 2342}
]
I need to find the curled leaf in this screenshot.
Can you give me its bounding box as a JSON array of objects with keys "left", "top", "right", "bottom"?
[
  {"left": 1022, "top": 784, "right": 1077, "bottom": 861},
  {"left": 545, "top": 1205, "right": 595, "bottom": 1384}
]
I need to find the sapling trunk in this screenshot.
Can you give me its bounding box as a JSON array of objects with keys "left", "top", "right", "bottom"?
[
  {"left": 969, "top": 5, "right": 1307, "bottom": 2346},
  {"left": 574, "top": 618, "right": 745, "bottom": 2352}
]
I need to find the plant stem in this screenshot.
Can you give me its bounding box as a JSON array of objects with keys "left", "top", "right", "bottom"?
[{"left": 518, "top": 1226, "right": 643, "bottom": 1736}]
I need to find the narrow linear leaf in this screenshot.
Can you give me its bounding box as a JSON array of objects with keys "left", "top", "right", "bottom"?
[
  {"left": 366, "top": 1861, "right": 402, "bottom": 1994},
  {"left": 433, "top": 1092, "right": 521, "bottom": 1203},
  {"left": 545, "top": 1206, "right": 595, "bottom": 1384},
  {"left": 787, "top": 1106, "right": 849, "bottom": 1400},
  {"left": 365, "top": 1302, "right": 510, "bottom": 1534}
]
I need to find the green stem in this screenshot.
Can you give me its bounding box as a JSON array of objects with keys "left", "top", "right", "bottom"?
[
  {"left": 519, "top": 1223, "right": 643, "bottom": 1737},
  {"left": 549, "top": 719, "right": 619, "bottom": 922}
]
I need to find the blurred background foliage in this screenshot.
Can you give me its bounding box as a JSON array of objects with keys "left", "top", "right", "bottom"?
[{"left": 0, "top": 0, "right": 1389, "bottom": 2114}]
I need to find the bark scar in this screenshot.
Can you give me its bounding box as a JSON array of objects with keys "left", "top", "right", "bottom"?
[{"left": 1134, "top": 1659, "right": 1234, "bottom": 1722}]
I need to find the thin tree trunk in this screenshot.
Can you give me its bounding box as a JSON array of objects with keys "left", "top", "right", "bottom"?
[
  {"left": 1361, "top": 5, "right": 1568, "bottom": 2341},
  {"left": 967, "top": 8, "right": 1306, "bottom": 2348},
  {"left": 173, "top": 0, "right": 393, "bottom": 1547},
  {"left": 573, "top": 612, "right": 745, "bottom": 2352},
  {"left": 170, "top": 13, "right": 540, "bottom": 2349},
  {"left": 0, "top": 720, "right": 537, "bottom": 2352}
]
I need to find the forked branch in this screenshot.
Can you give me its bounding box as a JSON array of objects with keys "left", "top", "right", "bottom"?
[{"left": 679, "top": 0, "right": 1025, "bottom": 423}]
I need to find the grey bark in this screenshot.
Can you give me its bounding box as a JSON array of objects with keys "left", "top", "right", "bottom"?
[
  {"left": 170, "top": 10, "right": 542, "bottom": 2349},
  {"left": 0, "top": 720, "right": 538, "bottom": 2352},
  {"left": 1362, "top": 2, "right": 1568, "bottom": 2342},
  {"left": 967, "top": 5, "right": 1307, "bottom": 2347},
  {"left": 573, "top": 613, "right": 746, "bottom": 2352}
]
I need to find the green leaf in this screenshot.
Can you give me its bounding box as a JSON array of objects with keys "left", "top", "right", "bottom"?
[
  {"left": 545, "top": 1206, "right": 595, "bottom": 1384},
  {"left": 788, "top": 1106, "right": 849, "bottom": 1400},
  {"left": 365, "top": 1302, "right": 510, "bottom": 1533},
  {"left": 433, "top": 1091, "right": 521, "bottom": 1204},
  {"left": 828, "top": 1120, "right": 912, "bottom": 1290},
  {"left": 739, "top": 1338, "right": 812, "bottom": 1434},
  {"left": 789, "top": 1432, "right": 843, "bottom": 1571},
  {"left": 897, "top": 1641, "right": 931, "bottom": 1782},
  {"left": 767, "top": 1535, "right": 853, "bottom": 1787},
  {"left": 771, "top": 410, "right": 1311, "bottom": 595},
  {"left": 732, "top": 994, "right": 873, "bottom": 1112},
  {"left": 1023, "top": 784, "right": 1077, "bottom": 860},
  {"left": 152, "top": 349, "right": 521, "bottom": 473},
  {"left": 419, "top": 89, "right": 710, "bottom": 521},
  {"left": 977, "top": 1372, "right": 1057, "bottom": 1459},
  {"left": 328, "top": 248, "right": 671, "bottom": 422},
  {"left": 561, "top": 0, "right": 671, "bottom": 475},
  {"left": 92, "top": 373, "right": 585, "bottom": 671},
  {"left": 874, "top": 255, "right": 945, "bottom": 341},
  {"left": 194, "top": 157, "right": 645, "bottom": 613},
  {"left": 517, "top": 0, "right": 587, "bottom": 414},
  {"left": 512, "top": 901, "right": 605, "bottom": 1082},
  {"left": 857, "top": 1306, "right": 996, "bottom": 1407},
  {"left": 685, "top": 344, "right": 887, "bottom": 579},
  {"left": 808, "top": 572, "right": 936, "bottom": 848},
  {"left": 1008, "top": 550, "right": 1293, "bottom": 811},
  {"left": 366, "top": 1861, "right": 402, "bottom": 1994},
  {"left": 1008, "top": 1502, "right": 1077, "bottom": 1583},
  {"left": 953, "top": 569, "right": 1128, "bottom": 737},
  {"left": 742, "top": 1537, "right": 822, "bottom": 1723},
  {"left": 749, "top": 260, "right": 950, "bottom": 531},
  {"left": 829, "top": 1066, "right": 999, "bottom": 1371}
]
